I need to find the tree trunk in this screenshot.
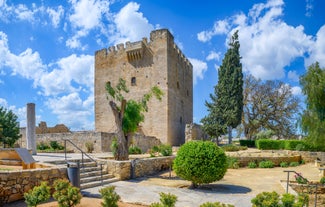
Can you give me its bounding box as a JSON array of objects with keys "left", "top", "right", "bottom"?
[
  {"left": 109, "top": 100, "right": 129, "bottom": 160},
  {"left": 228, "top": 126, "right": 232, "bottom": 144}
]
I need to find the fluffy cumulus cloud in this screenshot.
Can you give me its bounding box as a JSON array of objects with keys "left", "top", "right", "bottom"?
[
  {"left": 46, "top": 93, "right": 94, "bottom": 130},
  {"left": 47, "top": 6, "right": 64, "bottom": 28},
  {"left": 189, "top": 58, "right": 208, "bottom": 85},
  {"left": 109, "top": 2, "right": 154, "bottom": 44},
  {"left": 291, "top": 86, "right": 302, "bottom": 96},
  {"left": 197, "top": 0, "right": 325, "bottom": 81}
]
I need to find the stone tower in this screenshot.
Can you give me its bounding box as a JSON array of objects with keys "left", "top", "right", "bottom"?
[{"left": 95, "top": 29, "right": 193, "bottom": 146}]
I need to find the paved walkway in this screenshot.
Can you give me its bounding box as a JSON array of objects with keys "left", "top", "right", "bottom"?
[{"left": 7, "top": 152, "right": 322, "bottom": 207}]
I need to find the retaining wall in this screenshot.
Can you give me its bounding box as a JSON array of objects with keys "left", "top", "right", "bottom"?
[{"left": 0, "top": 166, "right": 67, "bottom": 204}]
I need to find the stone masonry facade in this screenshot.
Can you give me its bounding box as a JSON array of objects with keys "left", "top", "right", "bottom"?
[{"left": 95, "top": 29, "right": 193, "bottom": 146}]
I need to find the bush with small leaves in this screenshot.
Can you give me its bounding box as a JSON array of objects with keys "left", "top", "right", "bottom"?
[
  {"left": 158, "top": 144, "right": 173, "bottom": 156},
  {"left": 53, "top": 179, "right": 82, "bottom": 207},
  {"left": 149, "top": 192, "right": 177, "bottom": 207},
  {"left": 289, "top": 162, "right": 299, "bottom": 167},
  {"left": 173, "top": 141, "right": 227, "bottom": 188},
  {"left": 320, "top": 177, "right": 325, "bottom": 184},
  {"left": 24, "top": 182, "right": 51, "bottom": 207},
  {"left": 258, "top": 160, "right": 274, "bottom": 168},
  {"left": 248, "top": 161, "right": 257, "bottom": 168},
  {"left": 128, "top": 146, "right": 142, "bottom": 154},
  {"left": 281, "top": 193, "right": 295, "bottom": 207},
  {"left": 99, "top": 186, "right": 120, "bottom": 207},
  {"left": 37, "top": 142, "right": 50, "bottom": 151},
  {"left": 199, "top": 201, "right": 235, "bottom": 207},
  {"left": 280, "top": 162, "right": 288, "bottom": 168},
  {"left": 251, "top": 191, "right": 281, "bottom": 207},
  {"left": 227, "top": 157, "right": 239, "bottom": 169}
]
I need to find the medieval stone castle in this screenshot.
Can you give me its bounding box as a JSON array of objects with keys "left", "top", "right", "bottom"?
[{"left": 95, "top": 29, "right": 193, "bottom": 146}]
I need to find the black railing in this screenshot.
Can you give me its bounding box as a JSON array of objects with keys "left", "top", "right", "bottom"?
[{"left": 63, "top": 139, "right": 103, "bottom": 186}]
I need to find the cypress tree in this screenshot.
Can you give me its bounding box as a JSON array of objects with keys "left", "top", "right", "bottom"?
[{"left": 202, "top": 30, "right": 243, "bottom": 144}]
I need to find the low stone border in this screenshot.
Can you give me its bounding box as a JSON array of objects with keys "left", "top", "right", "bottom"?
[{"left": 106, "top": 156, "right": 175, "bottom": 180}]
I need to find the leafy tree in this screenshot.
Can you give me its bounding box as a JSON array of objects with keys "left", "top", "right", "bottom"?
[
  {"left": 242, "top": 75, "right": 300, "bottom": 139},
  {"left": 0, "top": 106, "right": 21, "bottom": 147},
  {"left": 106, "top": 78, "right": 163, "bottom": 160},
  {"left": 173, "top": 141, "right": 227, "bottom": 188},
  {"left": 300, "top": 62, "right": 325, "bottom": 149},
  {"left": 202, "top": 30, "right": 243, "bottom": 144}
]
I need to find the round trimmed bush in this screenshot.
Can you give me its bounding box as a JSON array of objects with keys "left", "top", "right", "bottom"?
[{"left": 173, "top": 141, "right": 227, "bottom": 187}]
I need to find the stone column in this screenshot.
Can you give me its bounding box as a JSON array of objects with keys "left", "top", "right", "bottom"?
[{"left": 26, "top": 103, "right": 36, "bottom": 155}]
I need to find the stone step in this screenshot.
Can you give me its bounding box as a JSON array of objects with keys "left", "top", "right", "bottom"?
[
  {"left": 80, "top": 170, "right": 107, "bottom": 178},
  {"left": 80, "top": 174, "right": 114, "bottom": 184},
  {"left": 80, "top": 177, "right": 119, "bottom": 190},
  {"left": 80, "top": 166, "right": 102, "bottom": 173},
  {"left": 45, "top": 158, "right": 93, "bottom": 165}
]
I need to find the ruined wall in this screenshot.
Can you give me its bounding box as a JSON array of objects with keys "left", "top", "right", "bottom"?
[
  {"left": 185, "top": 123, "right": 209, "bottom": 142},
  {"left": 95, "top": 29, "right": 193, "bottom": 146},
  {"left": 18, "top": 130, "right": 161, "bottom": 153},
  {"left": 36, "top": 121, "right": 70, "bottom": 134}
]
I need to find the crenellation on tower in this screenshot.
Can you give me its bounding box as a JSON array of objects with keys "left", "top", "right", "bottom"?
[{"left": 95, "top": 29, "right": 193, "bottom": 146}]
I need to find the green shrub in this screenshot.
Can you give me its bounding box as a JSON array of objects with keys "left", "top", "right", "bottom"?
[
  {"left": 320, "top": 177, "right": 325, "bottom": 184},
  {"left": 251, "top": 192, "right": 308, "bottom": 207},
  {"left": 85, "top": 142, "right": 94, "bottom": 153},
  {"left": 53, "top": 179, "right": 82, "bottom": 207},
  {"left": 284, "top": 140, "right": 304, "bottom": 150},
  {"left": 24, "top": 182, "right": 51, "bottom": 207},
  {"left": 37, "top": 142, "right": 50, "bottom": 150},
  {"left": 227, "top": 157, "right": 239, "bottom": 169},
  {"left": 239, "top": 140, "right": 256, "bottom": 147},
  {"left": 200, "top": 201, "right": 235, "bottom": 207},
  {"left": 256, "top": 139, "right": 285, "bottom": 150},
  {"left": 222, "top": 144, "right": 247, "bottom": 152},
  {"left": 280, "top": 162, "right": 289, "bottom": 168},
  {"left": 50, "top": 141, "right": 64, "bottom": 150},
  {"left": 173, "top": 141, "right": 227, "bottom": 187},
  {"left": 248, "top": 161, "right": 257, "bottom": 168},
  {"left": 281, "top": 193, "right": 295, "bottom": 207},
  {"left": 128, "top": 146, "right": 142, "bottom": 154},
  {"left": 158, "top": 144, "right": 172, "bottom": 156},
  {"left": 99, "top": 186, "right": 120, "bottom": 207},
  {"left": 149, "top": 192, "right": 177, "bottom": 207},
  {"left": 258, "top": 160, "right": 274, "bottom": 168},
  {"left": 251, "top": 191, "right": 281, "bottom": 207},
  {"left": 289, "top": 162, "right": 300, "bottom": 167}
]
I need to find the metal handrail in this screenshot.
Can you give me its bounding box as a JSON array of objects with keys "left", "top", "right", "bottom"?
[{"left": 63, "top": 139, "right": 103, "bottom": 186}]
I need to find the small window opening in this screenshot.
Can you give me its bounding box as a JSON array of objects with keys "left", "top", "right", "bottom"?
[{"left": 131, "top": 77, "right": 136, "bottom": 86}]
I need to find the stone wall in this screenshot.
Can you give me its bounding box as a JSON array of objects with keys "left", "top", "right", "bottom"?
[
  {"left": 0, "top": 166, "right": 67, "bottom": 204},
  {"left": 185, "top": 123, "right": 209, "bottom": 142},
  {"left": 18, "top": 130, "right": 161, "bottom": 153},
  {"left": 106, "top": 156, "right": 175, "bottom": 180},
  {"left": 36, "top": 121, "right": 70, "bottom": 134}
]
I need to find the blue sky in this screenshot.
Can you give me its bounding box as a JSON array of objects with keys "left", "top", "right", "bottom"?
[{"left": 0, "top": 0, "right": 324, "bottom": 131}]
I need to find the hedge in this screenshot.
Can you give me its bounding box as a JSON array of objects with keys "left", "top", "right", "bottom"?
[
  {"left": 239, "top": 140, "right": 256, "bottom": 148},
  {"left": 255, "top": 139, "right": 325, "bottom": 151}
]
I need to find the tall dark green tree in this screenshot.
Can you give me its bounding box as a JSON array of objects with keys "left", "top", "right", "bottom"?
[
  {"left": 300, "top": 62, "right": 325, "bottom": 149},
  {"left": 0, "top": 106, "right": 21, "bottom": 147},
  {"left": 201, "top": 30, "right": 243, "bottom": 144}
]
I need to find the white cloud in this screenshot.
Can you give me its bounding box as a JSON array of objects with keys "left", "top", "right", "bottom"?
[
  {"left": 198, "top": 0, "right": 315, "bottom": 80},
  {"left": 206, "top": 51, "right": 221, "bottom": 62},
  {"left": 67, "top": 0, "right": 110, "bottom": 49},
  {"left": 47, "top": 6, "right": 64, "bottom": 28},
  {"left": 305, "top": 0, "right": 314, "bottom": 17},
  {"left": 189, "top": 58, "right": 208, "bottom": 85},
  {"left": 40, "top": 54, "right": 93, "bottom": 96},
  {"left": 46, "top": 92, "right": 94, "bottom": 130},
  {"left": 109, "top": 2, "right": 154, "bottom": 44},
  {"left": 305, "top": 25, "right": 325, "bottom": 68},
  {"left": 291, "top": 86, "right": 302, "bottom": 96},
  {"left": 288, "top": 70, "right": 300, "bottom": 82},
  {"left": 197, "top": 20, "right": 230, "bottom": 42}
]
